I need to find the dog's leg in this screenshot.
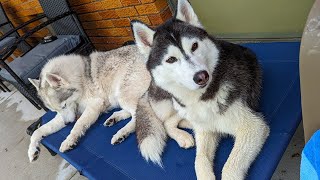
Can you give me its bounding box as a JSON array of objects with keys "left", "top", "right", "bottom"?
[
  {"left": 109, "top": 92, "right": 140, "bottom": 144},
  {"left": 111, "top": 116, "right": 136, "bottom": 145},
  {"left": 59, "top": 98, "right": 104, "bottom": 152},
  {"left": 103, "top": 109, "right": 131, "bottom": 127},
  {"left": 178, "top": 119, "right": 193, "bottom": 129},
  {"left": 28, "top": 114, "right": 66, "bottom": 162},
  {"left": 164, "top": 114, "right": 194, "bottom": 148},
  {"left": 221, "top": 114, "right": 269, "bottom": 180},
  {"left": 194, "top": 130, "right": 219, "bottom": 180}
]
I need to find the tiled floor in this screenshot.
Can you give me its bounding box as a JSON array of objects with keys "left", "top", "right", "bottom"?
[{"left": 0, "top": 84, "right": 303, "bottom": 180}]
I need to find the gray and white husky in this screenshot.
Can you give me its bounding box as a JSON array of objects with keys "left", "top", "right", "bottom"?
[
  {"left": 132, "top": 0, "right": 270, "bottom": 179},
  {"left": 27, "top": 45, "right": 191, "bottom": 164},
  {"left": 27, "top": 47, "right": 150, "bottom": 162}
]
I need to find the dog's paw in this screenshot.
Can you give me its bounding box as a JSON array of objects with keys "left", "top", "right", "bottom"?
[
  {"left": 28, "top": 146, "right": 40, "bottom": 162},
  {"left": 104, "top": 110, "right": 131, "bottom": 127},
  {"left": 176, "top": 131, "right": 194, "bottom": 149},
  {"left": 59, "top": 137, "right": 77, "bottom": 153},
  {"left": 111, "top": 131, "right": 129, "bottom": 145},
  {"left": 103, "top": 118, "right": 116, "bottom": 127},
  {"left": 111, "top": 135, "right": 128, "bottom": 145}
]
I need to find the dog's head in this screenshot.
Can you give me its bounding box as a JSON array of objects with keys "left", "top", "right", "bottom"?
[
  {"left": 132, "top": 0, "right": 219, "bottom": 90},
  {"left": 29, "top": 56, "right": 83, "bottom": 122}
]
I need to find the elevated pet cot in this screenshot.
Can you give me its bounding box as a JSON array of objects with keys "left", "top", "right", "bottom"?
[{"left": 35, "top": 41, "right": 301, "bottom": 180}]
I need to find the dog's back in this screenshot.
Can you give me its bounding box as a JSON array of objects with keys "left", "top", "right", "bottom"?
[{"left": 87, "top": 45, "right": 150, "bottom": 98}]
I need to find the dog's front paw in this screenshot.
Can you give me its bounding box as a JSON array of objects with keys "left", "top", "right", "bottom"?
[
  {"left": 59, "top": 137, "right": 78, "bottom": 152},
  {"left": 103, "top": 117, "right": 116, "bottom": 127},
  {"left": 111, "top": 129, "right": 130, "bottom": 145},
  {"left": 28, "top": 145, "right": 40, "bottom": 162},
  {"left": 176, "top": 131, "right": 194, "bottom": 149},
  {"left": 111, "top": 134, "right": 128, "bottom": 145}
]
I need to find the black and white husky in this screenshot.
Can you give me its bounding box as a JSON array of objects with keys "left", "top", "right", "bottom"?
[{"left": 132, "top": 0, "right": 270, "bottom": 179}]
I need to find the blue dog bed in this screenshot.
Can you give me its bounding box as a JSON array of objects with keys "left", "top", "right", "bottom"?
[{"left": 40, "top": 42, "right": 302, "bottom": 180}]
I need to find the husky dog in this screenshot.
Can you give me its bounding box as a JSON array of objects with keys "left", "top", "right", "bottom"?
[
  {"left": 27, "top": 45, "right": 191, "bottom": 164},
  {"left": 27, "top": 46, "right": 152, "bottom": 162},
  {"left": 132, "top": 0, "right": 270, "bottom": 179}
]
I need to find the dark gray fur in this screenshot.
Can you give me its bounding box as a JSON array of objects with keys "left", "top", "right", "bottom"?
[
  {"left": 82, "top": 56, "right": 93, "bottom": 82},
  {"left": 136, "top": 94, "right": 153, "bottom": 144},
  {"left": 136, "top": 93, "right": 166, "bottom": 145},
  {"left": 148, "top": 81, "right": 172, "bottom": 101},
  {"left": 96, "top": 53, "right": 109, "bottom": 75},
  {"left": 57, "top": 88, "right": 77, "bottom": 102}
]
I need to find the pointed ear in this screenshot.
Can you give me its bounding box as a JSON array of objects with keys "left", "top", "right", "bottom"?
[
  {"left": 131, "top": 20, "right": 155, "bottom": 57},
  {"left": 28, "top": 78, "right": 40, "bottom": 91},
  {"left": 45, "top": 73, "right": 68, "bottom": 88},
  {"left": 175, "top": 0, "right": 202, "bottom": 28}
]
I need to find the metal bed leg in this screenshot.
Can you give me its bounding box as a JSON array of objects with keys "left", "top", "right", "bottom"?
[
  {"left": 0, "top": 79, "right": 10, "bottom": 92},
  {"left": 0, "top": 84, "right": 5, "bottom": 92}
]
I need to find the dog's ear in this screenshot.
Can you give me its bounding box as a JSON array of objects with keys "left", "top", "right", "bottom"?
[
  {"left": 28, "top": 78, "right": 40, "bottom": 91},
  {"left": 45, "top": 73, "right": 68, "bottom": 88},
  {"left": 131, "top": 20, "right": 155, "bottom": 58},
  {"left": 175, "top": 0, "right": 202, "bottom": 28}
]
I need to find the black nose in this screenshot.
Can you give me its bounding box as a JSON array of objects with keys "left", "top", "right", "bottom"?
[{"left": 193, "top": 71, "right": 209, "bottom": 86}]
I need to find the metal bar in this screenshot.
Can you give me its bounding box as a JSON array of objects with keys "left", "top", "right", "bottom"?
[
  {"left": 0, "top": 21, "right": 9, "bottom": 28},
  {"left": 0, "top": 79, "right": 10, "bottom": 92},
  {"left": 0, "top": 84, "right": 5, "bottom": 92},
  {"left": 0, "top": 14, "right": 46, "bottom": 41},
  {"left": 13, "top": 11, "right": 73, "bottom": 46},
  {"left": 0, "top": 60, "right": 42, "bottom": 109},
  {"left": 0, "top": 11, "right": 74, "bottom": 61}
]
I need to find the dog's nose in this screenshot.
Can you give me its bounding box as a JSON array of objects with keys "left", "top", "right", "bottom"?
[{"left": 193, "top": 70, "right": 209, "bottom": 86}]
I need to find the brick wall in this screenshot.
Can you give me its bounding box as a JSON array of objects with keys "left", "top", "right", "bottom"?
[
  {"left": 70, "top": 0, "right": 172, "bottom": 50},
  {"left": 1, "top": 0, "right": 173, "bottom": 51}
]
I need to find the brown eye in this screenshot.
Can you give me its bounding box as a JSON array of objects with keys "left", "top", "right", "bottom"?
[
  {"left": 191, "top": 42, "right": 198, "bottom": 52},
  {"left": 166, "top": 56, "right": 178, "bottom": 63}
]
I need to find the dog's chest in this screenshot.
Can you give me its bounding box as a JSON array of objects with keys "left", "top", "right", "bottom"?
[{"left": 172, "top": 95, "right": 232, "bottom": 132}]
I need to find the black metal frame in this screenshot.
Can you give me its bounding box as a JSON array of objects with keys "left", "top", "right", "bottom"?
[
  {"left": 0, "top": 3, "right": 32, "bottom": 53},
  {"left": 0, "top": 0, "right": 94, "bottom": 161},
  {"left": 0, "top": 12, "right": 77, "bottom": 110},
  {"left": 0, "top": 3, "right": 93, "bottom": 110},
  {"left": 0, "top": 79, "right": 10, "bottom": 92}
]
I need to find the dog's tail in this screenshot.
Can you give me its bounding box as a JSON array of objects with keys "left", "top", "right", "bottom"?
[{"left": 136, "top": 93, "right": 167, "bottom": 167}]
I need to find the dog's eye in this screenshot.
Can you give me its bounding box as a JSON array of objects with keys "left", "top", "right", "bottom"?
[
  {"left": 62, "top": 103, "right": 66, "bottom": 109},
  {"left": 191, "top": 42, "right": 198, "bottom": 52},
  {"left": 166, "top": 56, "right": 178, "bottom": 64}
]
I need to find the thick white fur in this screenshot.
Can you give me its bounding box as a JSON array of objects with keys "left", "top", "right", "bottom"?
[
  {"left": 136, "top": 93, "right": 167, "bottom": 167},
  {"left": 157, "top": 54, "right": 269, "bottom": 180},
  {"left": 132, "top": 0, "right": 270, "bottom": 179},
  {"left": 140, "top": 136, "right": 165, "bottom": 167},
  {"left": 135, "top": 91, "right": 194, "bottom": 166},
  {"left": 28, "top": 113, "right": 66, "bottom": 162},
  {"left": 28, "top": 46, "right": 151, "bottom": 162},
  {"left": 150, "top": 99, "right": 194, "bottom": 149},
  {"left": 28, "top": 46, "right": 193, "bottom": 164}
]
